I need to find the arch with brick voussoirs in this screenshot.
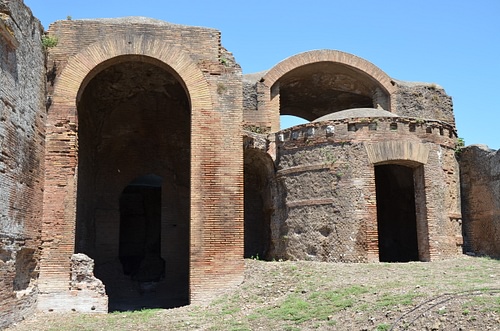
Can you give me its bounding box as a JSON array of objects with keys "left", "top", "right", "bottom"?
[
  {"left": 40, "top": 35, "right": 214, "bottom": 303},
  {"left": 259, "top": 50, "right": 397, "bottom": 131},
  {"left": 51, "top": 35, "right": 212, "bottom": 115}
]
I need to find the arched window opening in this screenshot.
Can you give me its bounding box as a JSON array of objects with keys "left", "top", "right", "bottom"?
[{"left": 276, "top": 62, "right": 387, "bottom": 122}]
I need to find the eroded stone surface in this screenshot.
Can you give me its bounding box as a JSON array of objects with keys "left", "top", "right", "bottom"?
[
  {"left": 459, "top": 145, "right": 500, "bottom": 258},
  {"left": 0, "top": 0, "right": 45, "bottom": 328}
]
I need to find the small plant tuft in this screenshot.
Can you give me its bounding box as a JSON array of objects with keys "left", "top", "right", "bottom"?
[
  {"left": 376, "top": 323, "right": 390, "bottom": 331},
  {"left": 250, "top": 254, "right": 260, "bottom": 261},
  {"left": 455, "top": 137, "right": 465, "bottom": 155},
  {"left": 219, "top": 56, "right": 229, "bottom": 66},
  {"left": 244, "top": 125, "right": 269, "bottom": 134},
  {"left": 42, "top": 35, "right": 58, "bottom": 48},
  {"left": 217, "top": 83, "right": 227, "bottom": 94}
]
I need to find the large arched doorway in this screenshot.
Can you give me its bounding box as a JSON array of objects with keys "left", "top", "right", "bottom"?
[
  {"left": 375, "top": 164, "right": 419, "bottom": 262},
  {"left": 76, "top": 59, "right": 190, "bottom": 311}
]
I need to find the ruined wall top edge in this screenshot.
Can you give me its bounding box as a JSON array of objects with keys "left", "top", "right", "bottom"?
[{"left": 48, "top": 16, "right": 219, "bottom": 33}]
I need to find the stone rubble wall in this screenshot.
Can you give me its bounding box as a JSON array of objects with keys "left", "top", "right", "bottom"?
[
  {"left": 459, "top": 145, "right": 500, "bottom": 258},
  {"left": 272, "top": 117, "right": 462, "bottom": 262},
  {"left": 0, "top": 0, "right": 46, "bottom": 328},
  {"left": 393, "top": 80, "right": 455, "bottom": 127}
]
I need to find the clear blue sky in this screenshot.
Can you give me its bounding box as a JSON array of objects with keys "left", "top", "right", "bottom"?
[{"left": 24, "top": 0, "right": 500, "bottom": 150}]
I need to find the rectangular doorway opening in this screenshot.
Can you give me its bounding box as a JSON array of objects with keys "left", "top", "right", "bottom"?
[{"left": 375, "top": 164, "right": 419, "bottom": 262}]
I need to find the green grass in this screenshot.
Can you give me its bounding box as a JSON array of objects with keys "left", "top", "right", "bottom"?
[
  {"left": 259, "top": 285, "right": 371, "bottom": 325},
  {"left": 376, "top": 323, "right": 390, "bottom": 331},
  {"left": 373, "top": 292, "right": 420, "bottom": 309},
  {"left": 467, "top": 294, "right": 500, "bottom": 313},
  {"left": 9, "top": 257, "right": 500, "bottom": 331}
]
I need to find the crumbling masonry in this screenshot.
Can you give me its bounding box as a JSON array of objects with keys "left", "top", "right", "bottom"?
[{"left": 1, "top": 0, "right": 499, "bottom": 328}]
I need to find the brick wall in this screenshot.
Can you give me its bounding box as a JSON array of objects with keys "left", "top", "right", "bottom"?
[
  {"left": 248, "top": 50, "right": 397, "bottom": 132},
  {"left": 0, "top": 4, "right": 475, "bottom": 322},
  {"left": 38, "top": 18, "right": 243, "bottom": 311},
  {"left": 0, "top": 0, "right": 45, "bottom": 328},
  {"left": 243, "top": 50, "right": 462, "bottom": 263}
]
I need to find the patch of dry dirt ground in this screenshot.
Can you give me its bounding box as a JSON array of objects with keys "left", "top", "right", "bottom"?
[{"left": 7, "top": 256, "right": 500, "bottom": 331}]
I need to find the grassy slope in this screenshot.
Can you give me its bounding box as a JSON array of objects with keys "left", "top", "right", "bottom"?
[{"left": 8, "top": 256, "right": 500, "bottom": 331}]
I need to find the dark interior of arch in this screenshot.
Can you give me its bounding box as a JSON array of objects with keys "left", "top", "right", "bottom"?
[
  {"left": 119, "top": 177, "right": 162, "bottom": 281},
  {"left": 276, "top": 62, "right": 388, "bottom": 121},
  {"left": 375, "top": 164, "right": 419, "bottom": 262},
  {"left": 244, "top": 149, "right": 273, "bottom": 260},
  {"left": 76, "top": 60, "right": 190, "bottom": 311}
]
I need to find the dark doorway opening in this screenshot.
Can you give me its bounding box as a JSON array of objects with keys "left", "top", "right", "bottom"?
[
  {"left": 244, "top": 149, "right": 273, "bottom": 260},
  {"left": 112, "top": 176, "right": 167, "bottom": 310},
  {"left": 375, "top": 164, "right": 419, "bottom": 262},
  {"left": 75, "top": 59, "right": 190, "bottom": 312},
  {"left": 119, "top": 184, "right": 162, "bottom": 280}
]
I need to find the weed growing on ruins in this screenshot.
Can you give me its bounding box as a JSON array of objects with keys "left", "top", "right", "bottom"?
[
  {"left": 320, "top": 147, "right": 336, "bottom": 167},
  {"left": 455, "top": 137, "right": 465, "bottom": 155},
  {"left": 219, "top": 56, "right": 229, "bottom": 66},
  {"left": 244, "top": 125, "right": 269, "bottom": 134},
  {"left": 216, "top": 83, "right": 227, "bottom": 94},
  {"left": 41, "top": 35, "right": 58, "bottom": 48}
]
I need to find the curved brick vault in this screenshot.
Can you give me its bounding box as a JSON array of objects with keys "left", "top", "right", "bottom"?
[
  {"left": 257, "top": 50, "right": 397, "bottom": 131},
  {"left": 262, "top": 49, "right": 395, "bottom": 94},
  {"left": 53, "top": 35, "right": 212, "bottom": 110}
]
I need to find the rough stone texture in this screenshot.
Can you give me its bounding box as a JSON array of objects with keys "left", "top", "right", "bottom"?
[
  {"left": 37, "top": 254, "right": 108, "bottom": 313},
  {"left": 459, "top": 145, "right": 500, "bottom": 258},
  {"left": 393, "top": 80, "right": 455, "bottom": 126},
  {"left": 0, "top": 0, "right": 45, "bottom": 328},
  {"left": 264, "top": 115, "right": 462, "bottom": 262},
  {"left": 241, "top": 49, "right": 463, "bottom": 265}
]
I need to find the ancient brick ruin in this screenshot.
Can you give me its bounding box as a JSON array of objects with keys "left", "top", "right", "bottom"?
[{"left": 1, "top": 0, "right": 499, "bottom": 328}]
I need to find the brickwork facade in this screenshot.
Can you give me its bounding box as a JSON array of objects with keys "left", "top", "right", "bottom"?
[
  {"left": 37, "top": 17, "right": 243, "bottom": 311},
  {"left": 243, "top": 51, "right": 462, "bottom": 263},
  {"left": 0, "top": 1, "right": 498, "bottom": 327}
]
